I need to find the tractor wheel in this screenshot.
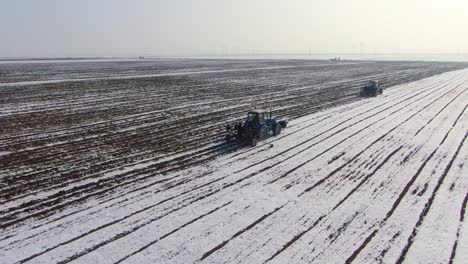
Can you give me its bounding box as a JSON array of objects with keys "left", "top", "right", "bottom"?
[
  {"left": 251, "top": 138, "right": 257, "bottom": 147},
  {"left": 274, "top": 124, "right": 281, "bottom": 136},
  {"left": 259, "top": 126, "right": 268, "bottom": 140},
  {"left": 379, "top": 88, "right": 383, "bottom": 95}
]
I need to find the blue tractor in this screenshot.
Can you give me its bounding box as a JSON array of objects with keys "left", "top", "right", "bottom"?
[
  {"left": 360, "top": 80, "right": 383, "bottom": 97},
  {"left": 226, "top": 109, "right": 288, "bottom": 147}
]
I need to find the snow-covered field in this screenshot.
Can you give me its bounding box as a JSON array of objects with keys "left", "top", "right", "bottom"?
[{"left": 0, "top": 60, "right": 467, "bottom": 263}]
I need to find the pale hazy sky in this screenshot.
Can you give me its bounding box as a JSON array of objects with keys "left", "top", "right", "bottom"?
[{"left": 1, "top": 0, "right": 467, "bottom": 57}]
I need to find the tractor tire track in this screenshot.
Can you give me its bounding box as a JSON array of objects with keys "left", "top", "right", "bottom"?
[
  {"left": 344, "top": 102, "right": 467, "bottom": 263},
  {"left": 395, "top": 131, "right": 468, "bottom": 264}
]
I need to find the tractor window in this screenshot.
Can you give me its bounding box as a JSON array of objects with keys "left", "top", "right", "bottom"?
[
  {"left": 247, "top": 113, "right": 259, "bottom": 123},
  {"left": 258, "top": 113, "right": 264, "bottom": 123}
]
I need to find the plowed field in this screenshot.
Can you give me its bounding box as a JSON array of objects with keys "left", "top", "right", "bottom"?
[{"left": 1, "top": 59, "right": 467, "bottom": 263}]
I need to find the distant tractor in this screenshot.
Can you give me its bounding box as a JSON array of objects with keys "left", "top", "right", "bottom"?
[
  {"left": 360, "top": 80, "right": 383, "bottom": 97},
  {"left": 226, "top": 109, "right": 288, "bottom": 147}
]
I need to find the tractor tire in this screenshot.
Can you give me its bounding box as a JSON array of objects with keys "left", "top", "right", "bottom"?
[
  {"left": 259, "top": 126, "right": 268, "bottom": 140},
  {"left": 274, "top": 124, "right": 281, "bottom": 136},
  {"left": 251, "top": 138, "right": 257, "bottom": 147}
]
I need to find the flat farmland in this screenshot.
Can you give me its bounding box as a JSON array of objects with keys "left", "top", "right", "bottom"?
[{"left": 0, "top": 59, "right": 467, "bottom": 263}]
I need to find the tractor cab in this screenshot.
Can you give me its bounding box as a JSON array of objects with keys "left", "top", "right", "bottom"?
[
  {"left": 245, "top": 110, "right": 274, "bottom": 128},
  {"left": 368, "top": 80, "right": 379, "bottom": 88},
  {"left": 247, "top": 111, "right": 263, "bottom": 124}
]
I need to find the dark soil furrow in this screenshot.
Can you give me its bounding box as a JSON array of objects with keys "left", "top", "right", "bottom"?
[
  {"left": 395, "top": 131, "right": 467, "bottom": 264},
  {"left": 199, "top": 203, "right": 287, "bottom": 261}
]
